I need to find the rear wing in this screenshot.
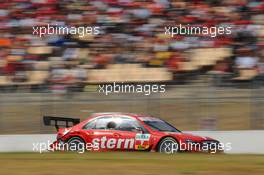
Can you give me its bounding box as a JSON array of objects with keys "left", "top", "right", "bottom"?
[{"left": 43, "top": 116, "right": 80, "bottom": 131}]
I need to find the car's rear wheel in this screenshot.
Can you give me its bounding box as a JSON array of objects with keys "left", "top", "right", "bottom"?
[
  {"left": 157, "top": 137, "right": 179, "bottom": 154},
  {"left": 67, "top": 137, "right": 85, "bottom": 152}
]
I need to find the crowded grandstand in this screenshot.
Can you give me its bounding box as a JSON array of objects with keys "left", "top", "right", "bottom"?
[{"left": 0, "top": 0, "right": 264, "bottom": 92}]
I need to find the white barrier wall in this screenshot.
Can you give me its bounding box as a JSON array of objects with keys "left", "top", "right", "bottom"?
[
  {"left": 0, "top": 131, "right": 263, "bottom": 154},
  {"left": 0, "top": 134, "right": 56, "bottom": 152},
  {"left": 187, "top": 130, "right": 264, "bottom": 154}
]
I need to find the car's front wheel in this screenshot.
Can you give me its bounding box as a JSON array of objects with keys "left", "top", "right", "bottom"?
[
  {"left": 157, "top": 137, "right": 179, "bottom": 154},
  {"left": 67, "top": 137, "right": 85, "bottom": 152}
]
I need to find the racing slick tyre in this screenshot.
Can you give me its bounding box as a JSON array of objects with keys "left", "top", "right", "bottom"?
[
  {"left": 67, "top": 137, "right": 85, "bottom": 152},
  {"left": 157, "top": 137, "right": 179, "bottom": 154}
]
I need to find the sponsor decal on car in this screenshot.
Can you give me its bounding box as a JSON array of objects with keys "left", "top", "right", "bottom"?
[
  {"left": 135, "top": 134, "right": 150, "bottom": 141},
  {"left": 135, "top": 134, "right": 151, "bottom": 150},
  {"left": 91, "top": 134, "right": 151, "bottom": 150},
  {"left": 92, "top": 136, "right": 135, "bottom": 149}
]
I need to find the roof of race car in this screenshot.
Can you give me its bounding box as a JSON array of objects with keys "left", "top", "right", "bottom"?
[
  {"left": 93, "top": 112, "right": 139, "bottom": 116},
  {"left": 92, "top": 112, "right": 163, "bottom": 121}
]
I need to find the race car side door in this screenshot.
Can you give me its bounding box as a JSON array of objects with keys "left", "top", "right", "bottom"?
[
  {"left": 114, "top": 116, "right": 151, "bottom": 151},
  {"left": 82, "top": 115, "right": 118, "bottom": 151}
]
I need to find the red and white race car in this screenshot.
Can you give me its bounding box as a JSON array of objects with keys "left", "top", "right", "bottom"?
[{"left": 44, "top": 113, "right": 222, "bottom": 153}]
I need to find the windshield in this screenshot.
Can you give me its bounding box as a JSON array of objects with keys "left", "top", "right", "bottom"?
[{"left": 140, "top": 117, "right": 181, "bottom": 132}]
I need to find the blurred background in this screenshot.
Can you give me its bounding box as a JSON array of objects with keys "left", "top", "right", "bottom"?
[{"left": 0, "top": 0, "right": 264, "bottom": 134}]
